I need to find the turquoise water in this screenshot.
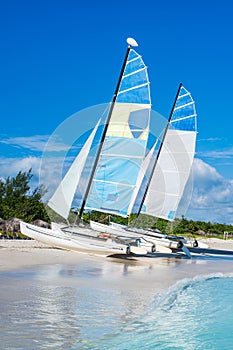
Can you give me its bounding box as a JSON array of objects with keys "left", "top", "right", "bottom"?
[
  {"left": 1, "top": 264, "right": 233, "bottom": 349},
  {"left": 87, "top": 274, "right": 233, "bottom": 350},
  {"left": 91, "top": 275, "right": 233, "bottom": 350}
]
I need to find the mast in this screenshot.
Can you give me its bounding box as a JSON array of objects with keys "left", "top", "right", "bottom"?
[
  {"left": 136, "top": 83, "right": 183, "bottom": 218},
  {"left": 78, "top": 38, "right": 138, "bottom": 219}
]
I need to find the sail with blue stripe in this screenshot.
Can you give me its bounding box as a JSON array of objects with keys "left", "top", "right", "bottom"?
[
  {"left": 141, "top": 85, "right": 197, "bottom": 221},
  {"left": 116, "top": 49, "right": 151, "bottom": 104},
  {"left": 85, "top": 48, "right": 151, "bottom": 217}
]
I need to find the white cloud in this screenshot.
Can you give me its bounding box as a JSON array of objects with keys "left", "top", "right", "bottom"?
[
  {"left": 0, "top": 156, "right": 41, "bottom": 177},
  {"left": 198, "top": 147, "right": 233, "bottom": 159},
  {"left": 0, "top": 135, "right": 70, "bottom": 152},
  {"left": 0, "top": 155, "right": 70, "bottom": 201},
  {"left": 198, "top": 137, "right": 223, "bottom": 142},
  {"left": 0, "top": 156, "right": 42, "bottom": 193},
  {"left": 187, "top": 158, "right": 233, "bottom": 224},
  {"left": 1, "top": 135, "right": 49, "bottom": 152}
]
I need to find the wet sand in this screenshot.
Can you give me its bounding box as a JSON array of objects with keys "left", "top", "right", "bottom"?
[{"left": 1, "top": 238, "right": 233, "bottom": 293}]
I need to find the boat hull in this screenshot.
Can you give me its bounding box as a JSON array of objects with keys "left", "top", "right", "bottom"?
[
  {"left": 20, "top": 221, "right": 149, "bottom": 256},
  {"left": 52, "top": 222, "right": 149, "bottom": 255},
  {"left": 188, "top": 247, "right": 233, "bottom": 256},
  {"left": 104, "top": 221, "right": 208, "bottom": 249},
  {"left": 20, "top": 221, "right": 131, "bottom": 255},
  {"left": 90, "top": 220, "right": 175, "bottom": 253}
]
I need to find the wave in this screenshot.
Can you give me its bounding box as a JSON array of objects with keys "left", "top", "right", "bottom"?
[
  {"left": 149, "top": 271, "right": 233, "bottom": 311},
  {"left": 79, "top": 273, "right": 233, "bottom": 350}
]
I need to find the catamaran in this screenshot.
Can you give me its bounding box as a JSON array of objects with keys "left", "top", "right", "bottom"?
[
  {"left": 89, "top": 82, "right": 201, "bottom": 257},
  {"left": 20, "top": 37, "right": 159, "bottom": 256}
]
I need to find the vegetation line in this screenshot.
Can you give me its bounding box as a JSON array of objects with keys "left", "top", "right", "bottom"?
[{"left": 0, "top": 170, "right": 232, "bottom": 239}]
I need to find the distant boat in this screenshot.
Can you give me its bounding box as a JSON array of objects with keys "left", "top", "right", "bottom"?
[{"left": 20, "top": 37, "right": 156, "bottom": 256}]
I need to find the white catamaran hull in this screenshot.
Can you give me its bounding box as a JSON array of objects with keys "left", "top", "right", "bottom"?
[
  {"left": 51, "top": 222, "right": 150, "bottom": 255},
  {"left": 90, "top": 220, "right": 175, "bottom": 253},
  {"left": 108, "top": 222, "right": 208, "bottom": 249},
  {"left": 20, "top": 221, "right": 148, "bottom": 256}
]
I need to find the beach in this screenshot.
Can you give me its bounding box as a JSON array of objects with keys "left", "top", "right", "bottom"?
[
  {"left": 1, "top": 238, "right": 233, "bottom": 288},
  {"left": 1, "top": 238, "right": 233, "bottom": 349}
]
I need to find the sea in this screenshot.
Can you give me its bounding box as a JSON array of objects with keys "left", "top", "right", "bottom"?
[{"left": 1, "top": 258, "right": 233, "bottom": 349}]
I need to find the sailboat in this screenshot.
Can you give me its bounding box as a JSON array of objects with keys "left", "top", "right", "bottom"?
[
  {"left": 132, "top": 83, "right": 208, "bottom": 251},
  {"left": 89, "top": 83, "right": 203, "bottom": 256},
  {"left": 20, "top": 37, "right": 157, "bottom": 256}
]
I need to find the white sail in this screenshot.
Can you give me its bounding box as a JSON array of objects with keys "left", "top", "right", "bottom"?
[
  {"left": 48, "top": 120, "right": 100, "bottom": 219},
  {"left": 128, "top": 142, "right": 157, "bottom": 214},
  {"left": 142, "top": 85, "right": 197, "bottom": 221}
]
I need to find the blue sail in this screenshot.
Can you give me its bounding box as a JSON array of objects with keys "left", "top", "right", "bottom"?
[{"left": 85, "top": 49, "right": 151, "bottom": 217}]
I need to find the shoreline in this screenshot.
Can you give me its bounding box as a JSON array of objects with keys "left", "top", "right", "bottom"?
[
  {"left": 1, "top": 238, "right": 233, "bottom": 328},
  {"left": 1, "top": 237, "right": 233, "bottom": 271},
  {"left": 1, "top": 238, "right": 233, "bottom": 285}
]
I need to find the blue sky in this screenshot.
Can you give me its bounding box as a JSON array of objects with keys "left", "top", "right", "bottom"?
[{"left": 0, "top": 0, "right": 233, "bottom": 224}]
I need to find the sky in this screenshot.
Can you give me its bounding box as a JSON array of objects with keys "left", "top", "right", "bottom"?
[{"left": 0, "top": 0, "right": 233, "bottom": 224}]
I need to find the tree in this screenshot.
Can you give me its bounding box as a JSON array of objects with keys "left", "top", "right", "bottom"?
[{"left": 0, "top": 169, "right": 49, "bottom": 222}]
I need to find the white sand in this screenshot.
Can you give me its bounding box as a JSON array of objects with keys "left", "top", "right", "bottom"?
[
  {"left": 1, "top": 238, "right": 233, "bottom": 271},
  {"left": 0, "top": 240, "right": 105, "bottom": 271},
  {"left": 1, "top": 238, "right": 233, "bottom": 286},
  {"left": 200, "top": 237, "right": 233, "bottom": 250}
]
